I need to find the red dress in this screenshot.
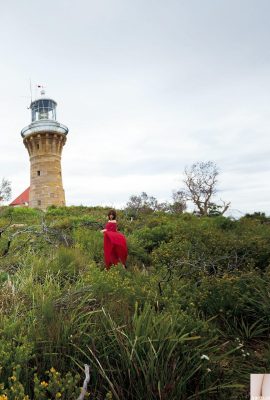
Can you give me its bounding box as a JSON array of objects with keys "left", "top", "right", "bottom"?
[{"left": 103, "top": 221, "right": 128, "bottom": 269}]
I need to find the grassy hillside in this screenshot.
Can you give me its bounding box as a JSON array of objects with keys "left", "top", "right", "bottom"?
[{"left": 0, "top": 206, "right": 270, "bottom": 399}]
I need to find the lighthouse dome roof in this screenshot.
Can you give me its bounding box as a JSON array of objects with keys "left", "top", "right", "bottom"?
[{"left": 30, "top": 97, "right": 57, "bottom": 109}]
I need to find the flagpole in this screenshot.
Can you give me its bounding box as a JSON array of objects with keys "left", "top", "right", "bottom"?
[{"left": 29, "top": 79, "right": 32, "bottom": 103}]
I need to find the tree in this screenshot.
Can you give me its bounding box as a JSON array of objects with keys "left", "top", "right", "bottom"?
[
  {"left": 170, "top": 190, "right": 187, "bottom": 214},
  {"left": 0, "top": 178, "right": 11, "bottom": 204},
  {"left": 125, "top": 191, "right": 187, "bottom": 218},
  {"left": 243, "top": 212, "right": 270, "bottom": 224},
  {"left": 181, "top": 161, "right": 230, "bottom": 216},
  {"left": 125, "top": 192, "right": 160, "bottom": 218}
]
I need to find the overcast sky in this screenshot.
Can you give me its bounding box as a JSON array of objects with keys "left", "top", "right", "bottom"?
[{"left": 1, "top": 0, "right": 270, "bottom": 216}]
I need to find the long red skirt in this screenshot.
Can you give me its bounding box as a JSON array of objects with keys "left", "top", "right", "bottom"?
[{"left": 104, "top": 231, "right": 128, "bottom": 270}]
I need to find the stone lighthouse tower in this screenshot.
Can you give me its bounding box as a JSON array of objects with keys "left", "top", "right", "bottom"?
[{"left": 21, "top": 90, "right": 68, "bottom": 210}]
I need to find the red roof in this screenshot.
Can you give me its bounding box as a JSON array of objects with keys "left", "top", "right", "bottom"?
[{"left": 10, "top": 187, "right": 30, "bottom": 206}]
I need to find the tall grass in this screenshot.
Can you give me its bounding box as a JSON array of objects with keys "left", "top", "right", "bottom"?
[{"left": 70, "top": 304, "right": 243, "bottom": 400}]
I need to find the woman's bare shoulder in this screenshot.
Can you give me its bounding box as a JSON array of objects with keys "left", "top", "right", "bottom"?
[{"left": 108, "top": 220, "right": 117, "bottom": 223}]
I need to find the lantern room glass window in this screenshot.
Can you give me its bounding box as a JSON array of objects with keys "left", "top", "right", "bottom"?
[{"left": 31, "top": 99, "right": 57, "bottom": 122}]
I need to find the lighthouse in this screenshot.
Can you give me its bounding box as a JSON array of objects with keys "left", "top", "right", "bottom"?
[{"left": 21, "top": 90, "right": 68, "bottom": 210}]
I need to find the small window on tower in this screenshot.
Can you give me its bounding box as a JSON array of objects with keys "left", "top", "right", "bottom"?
[
  {"left": 37, "top": 144, "right": 40, "bottom": 150},
  {"left": 38, "top": 200, "right": 41, "bottom": 206},
  {"left": 37, "top": 171, "right": 40, "bottom": 176}
]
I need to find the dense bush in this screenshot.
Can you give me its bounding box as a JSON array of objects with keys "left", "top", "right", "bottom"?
[{"left": 151, "top": 215, "right": 270, "bottom": 274}]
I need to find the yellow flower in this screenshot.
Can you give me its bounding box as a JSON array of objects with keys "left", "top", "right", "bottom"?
[
  {"left": 40, "top": 381, "right": 48, "bottom": 388},
  {"left": 56, "top": 393, "right": 62, "bottom": 398},
  {"left": 50, "top": 367, "right": 56, "bottom": 373},
  {"left": 0, "top": 395, "right": 8, "bottom": 400},
  {"left": 10, "top": 376, "right": 16, "bottom": 382}
]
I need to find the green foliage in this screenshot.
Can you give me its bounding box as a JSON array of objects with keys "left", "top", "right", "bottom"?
[
  {"left": 1, "top": 206, "right": 42, "bottom": 224},
  {"left": 151, "top": 214, "right": 270, "bottom": 273},
  {"left": 242, "top": 211, "right": 270, "bottom": 224},
  {"left": 73, "top": 304, "right": 242, "bottom": 400},
  {"left": 28, "top": 247, "right": 90, "bottom": 284},
  {"left": 33, "top": 368, "right": 81, "bottom": 399},
  {"left": 133, "top": 224, "right": 174, "bottom": 253},
  {"left": 0, "top": 365, "right": 82, "bottom": 399},
  {"left": 73, "top": 227, "right": 103, "bottom": 263},
  {"left": 125, "top": 235, "right": 150, "bottom": 265},
  {"left": 219, "top": 316, "right": 268, "bottom": 341},
  {"left": 182, "top": 272, "right": 270, "bottom": 344},
  {"left": 0, "top": 206, "right": 269, "bottom": 398}
]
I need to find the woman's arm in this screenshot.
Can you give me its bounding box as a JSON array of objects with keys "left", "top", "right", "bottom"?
[
  {"left": 250, "top": 374, "right": 264, "bottom": 398},
  {"left": 100, "top": 229, "right": 107, "bottom": 233}
]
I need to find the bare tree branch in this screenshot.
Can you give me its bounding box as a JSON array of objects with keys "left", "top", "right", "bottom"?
[{"left": 181, "top": 161, "right": 230, "bottom": 216}]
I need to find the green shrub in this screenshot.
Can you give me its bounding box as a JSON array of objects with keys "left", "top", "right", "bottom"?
[
  {"left": 0, "top": 365, "right": 82, "bottom": 399},
  {"left": 133, "top": 224, "right": 174, "bottom": 253},
  {"left": 27, "top": 247, "right": 90, "bottom": 284},
  {"left": 73, "top": 228, "right": 103, "bottom": 264},
  {"left": 125, "top": 236, "right": 150, "bottom": 266},
  {"left": 151, "top": 218, "right": 270, "bottom": 273},
  {"left": 0, "top": 336, "right": 34, "bottom": 387},
  {"left": 191, "top": 272, "right": 270, "bottom": 341}
]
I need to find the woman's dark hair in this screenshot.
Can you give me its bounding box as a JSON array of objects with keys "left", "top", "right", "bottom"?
[{"left": 108, "top": 209, "right": 117, "bottom": 219}]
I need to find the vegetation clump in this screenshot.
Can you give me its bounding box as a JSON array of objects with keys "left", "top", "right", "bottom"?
[{"left": 0, "top": 205, "right": 269, "bottom": 399}]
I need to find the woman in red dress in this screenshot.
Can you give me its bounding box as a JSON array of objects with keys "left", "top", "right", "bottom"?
[{"left": 101, "top": 209, "right": 128, "bottom": 270}]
